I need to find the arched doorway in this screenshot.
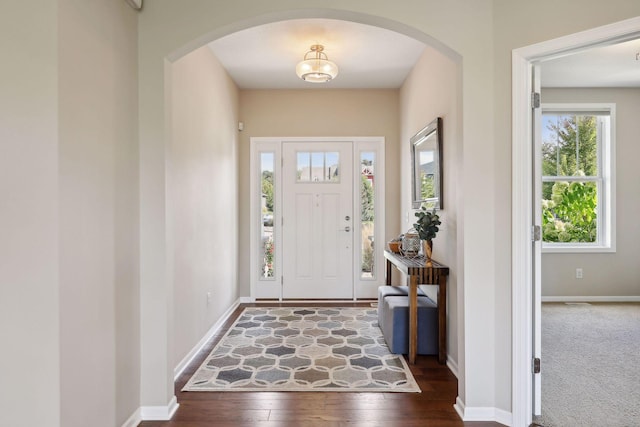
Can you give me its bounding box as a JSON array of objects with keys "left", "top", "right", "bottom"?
[{"left": 137, "top": 6, "right": 495, "bottom": 423}]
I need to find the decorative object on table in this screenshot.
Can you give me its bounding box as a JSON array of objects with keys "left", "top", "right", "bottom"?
[
  {"left": 183, "top": 307, "right": 420, "bottom": 393},
  {"left": 413, "top": 205, "right": 441, "bottom": 267},
  {"left": 401, "top": 229, "right": 420, "bottom": 257},
  {"left": 387, "top": 234, "right": 404, "bottom": 254}
]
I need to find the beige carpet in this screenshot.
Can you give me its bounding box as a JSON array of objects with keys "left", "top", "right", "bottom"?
[{"left": 535, "top": 303, "right": 640, "bottom": 427}]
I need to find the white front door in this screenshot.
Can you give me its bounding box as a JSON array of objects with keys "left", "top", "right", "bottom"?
[{"left": 282, "top": 142, "right": 353, "bottom": 299}]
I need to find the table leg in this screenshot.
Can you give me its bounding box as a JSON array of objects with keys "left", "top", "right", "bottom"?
[
  {"left": 438, "top": 274, "right": 447, "bottom": 364},
  {"left": 386, "top": 259, "right": 392, "bottom": 286},
  {"left": 408, "top": 275, "right": 418, "bottom": 364}
]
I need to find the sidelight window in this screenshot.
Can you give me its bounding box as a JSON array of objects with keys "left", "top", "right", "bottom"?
[
  {"left": 360, "top": 152, "right": 376, "bottom": 279},
  {"left": 260, "top": 152, "right": 275, "bottom": 278}
]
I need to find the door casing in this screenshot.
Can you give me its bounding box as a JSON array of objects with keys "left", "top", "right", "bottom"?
[
  {"left": 249, "top": 136, "right": 386, "bottom": 301},
  {"left": 511, "top": 16, "right": 640, "bottom": 427}
]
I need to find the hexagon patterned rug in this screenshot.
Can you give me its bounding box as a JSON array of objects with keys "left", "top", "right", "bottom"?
[{"left": 183, "top": 307, "right": 420, "bottom": 392}]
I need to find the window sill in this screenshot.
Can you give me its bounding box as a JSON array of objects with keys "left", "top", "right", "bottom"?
[{"left": 542, "top": 244, "right": 616, "bottom": 254}]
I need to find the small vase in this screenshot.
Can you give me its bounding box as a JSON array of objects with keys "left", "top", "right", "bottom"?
[{"left": 422, "top": 240, "right": 433, "bottom": 267}]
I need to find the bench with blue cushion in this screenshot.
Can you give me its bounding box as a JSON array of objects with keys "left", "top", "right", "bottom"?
[
  {"left": 379, "top": 294, "right": 438, "bottom": 355},
  {"left": 377, "top": 285, "right": 426, "bottom": 329}
]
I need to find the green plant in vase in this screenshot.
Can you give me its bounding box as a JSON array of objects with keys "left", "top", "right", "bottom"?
[{"left": 413, "top": 206, "right": 441, "bottom": 266}]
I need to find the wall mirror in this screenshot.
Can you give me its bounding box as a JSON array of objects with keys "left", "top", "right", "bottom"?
[{"left": 411, "top": 117, "right": 443, "bottom": 209}]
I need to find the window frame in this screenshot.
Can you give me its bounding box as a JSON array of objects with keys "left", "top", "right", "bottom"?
[{"left": 541, "top": 103, "right": 616, "bottom": 253}]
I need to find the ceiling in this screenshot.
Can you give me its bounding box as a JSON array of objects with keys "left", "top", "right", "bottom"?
[
  {"left": 207, "top": 19, "right": 426, "bottom": 89},
  {"left": 207, "top": 19, "right": 640, "bottom": 90},
  {"left": 541, "top": 37, "right": 640, "bottom": 88}
]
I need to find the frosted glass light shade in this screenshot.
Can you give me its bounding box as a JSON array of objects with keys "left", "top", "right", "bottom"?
[{"left": 296, "top": 45, "right": 339, "bottom": 83}]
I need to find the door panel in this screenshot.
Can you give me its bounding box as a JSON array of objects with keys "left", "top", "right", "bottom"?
[
  {"left": 293, "top": 193, "right": 313, "bottom": 278},
  {"left": 320, "top": 193, "right": 340, "bottom": 279},
  {"left": 282, "top": 142, "right": 353, "bottom": 299},
  {"left": 532, "top": 63, "right": 543, "bottom": 416}
]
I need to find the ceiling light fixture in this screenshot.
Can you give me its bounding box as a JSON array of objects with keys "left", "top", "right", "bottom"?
[{"left": 296, "top": 44, "right": 339, "bottom": 83}]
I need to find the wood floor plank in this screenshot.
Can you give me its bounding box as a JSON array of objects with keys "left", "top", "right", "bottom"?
[{"left": 140, "top": 302, "right": 504, "bottom": 427}]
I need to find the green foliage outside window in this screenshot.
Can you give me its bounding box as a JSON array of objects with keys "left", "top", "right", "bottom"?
[
  {"left": 361, "top": 175, "right": 374, "bottom": 222},
  {"left": 542, "top": 181, "right": 597, "bottom": 243},
  {"left": 542, "top": 114, "right": 598, "bottom": 243},
  {"left": 262, "top": 238, "right": 274, "bottom": 277},
  {"left": 262, "top": 170, "right": 274, "bottom": 212},
  {"left": 361, "top": 175, "right": 374, "bottom": 273}
]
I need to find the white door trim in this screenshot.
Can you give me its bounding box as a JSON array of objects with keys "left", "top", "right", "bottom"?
[
  {"left": 249, "top": 136, "right": 386, "bottom": 301},
  {"left": 511, "top": 16, "right": 640, "bottom": 427}
]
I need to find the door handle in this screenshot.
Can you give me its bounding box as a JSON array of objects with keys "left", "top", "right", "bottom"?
[{"left": 343, "top": 226, "right": 351, "bottom": 232}]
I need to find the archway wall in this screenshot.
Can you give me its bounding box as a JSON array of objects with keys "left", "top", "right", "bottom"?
[
  {"left": 400, "top": 42, "right": 462, "bottom": 378},
  {"left": 168, "top": 46, "right": 241, "bottom": 376},
  {"left": 138, "top": 0, "right": 499, "bottom": 415}
]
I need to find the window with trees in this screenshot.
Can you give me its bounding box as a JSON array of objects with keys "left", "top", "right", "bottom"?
[
  {"left": 360, "top": 153, "right": 375, "bottom": 278},
  {"left": 541, "top": 104, "right": 615, "bottom": 252},
  {"left": 260, "top": 152, "right": 275, "bottom": 278}
]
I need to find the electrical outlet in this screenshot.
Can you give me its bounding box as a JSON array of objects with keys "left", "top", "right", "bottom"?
[
  {"left": 206, "top": 292, "right": 212, "bottom": 305},
  {"left": 576, "top": 268, "right": 583, "bottom": 279}
]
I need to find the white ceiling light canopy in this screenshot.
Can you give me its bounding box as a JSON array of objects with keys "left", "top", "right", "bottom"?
[{"left": 296, "top": 44, "right": 339, "bottom": 83}]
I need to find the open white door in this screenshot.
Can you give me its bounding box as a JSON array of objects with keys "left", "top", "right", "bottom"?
[
  {"left": 282, "top": 142, "right": 354, "bottom": 299},
  {"left": 532, "top": 63, "right": 543, "bottom": 416}
]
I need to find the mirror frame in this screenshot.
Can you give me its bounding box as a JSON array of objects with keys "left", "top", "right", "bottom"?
[{"left": 411, "top": 117, "right": 443, "bottom": 210}]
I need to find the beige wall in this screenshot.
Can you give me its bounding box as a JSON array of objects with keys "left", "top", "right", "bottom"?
[
  {"left": 493, "top": 0, "right": 640, "bottom": 412},
  {"left": 169, "top": 46, "right": 240, "bottom": 368},
  {"left": 399, "top": 44, "right": 461, "bottom": 368},
  {"left": 541, "top": 88, "right": 640, "bottom": 298},
  {"left": 0, "top": 2, "right": 60, "bottom": 426},
  {"left": 238, "top": 89, "right": 400, "bottom": 294},
  {"left": 1, "top": 1, "right": 140, "bottom": 426},
  {"left": 58, "top": 1, "right": 139, "bottom": 426}
]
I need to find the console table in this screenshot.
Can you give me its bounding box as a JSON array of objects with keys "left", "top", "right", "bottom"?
[{"left": 383, "top": 250, "right": 449, "bottom": 364}]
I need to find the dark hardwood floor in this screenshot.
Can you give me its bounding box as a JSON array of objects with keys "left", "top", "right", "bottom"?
[{"left": 140, "top": 302, "right": 503, "bottom": 427}]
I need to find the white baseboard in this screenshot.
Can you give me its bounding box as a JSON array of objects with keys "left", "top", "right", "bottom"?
[
  {"left": 494, "top": 409, "right": 513, "bottom": 426},
  {"left": 251, "top": 299, "right": 375, "bottom": 303},
  {"left": 121, "top": 408, "right": 141, "bottom": 427},
  {"left": 454, "top": 396, "right": 512, "bottom": 426},
  {"left": 454, "top": 396, "right": 465, "bottom": 420},
  {"left": 140, "top": 396, "right": 180, "bottom": 421},
  {"left": 239, "top": 296, "right": 254, "bottom": 303},
  {"left": 140, "top": 396, "right": 179, "bottom": 421},
  {"left": 542, "top": 296, "right": 640, "bottom": 302},
  {"left": 174, "top": 298, "right": 242, "bottom": 380},
  {"left": 447, "top": 355, "right": 458, "bottom": 378}
]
